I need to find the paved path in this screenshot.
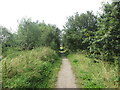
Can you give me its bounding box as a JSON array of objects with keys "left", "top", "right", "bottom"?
[{"left": 56, "top": 57, "right": 77, "bottom": 88}]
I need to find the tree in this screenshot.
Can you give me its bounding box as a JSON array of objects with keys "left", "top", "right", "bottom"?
[
  {"left": 17, "top": 18, "right": 60, "bottom": 50},
  {"left": 89, "top": 1, "right": 120, "bottom": 61},
  {"left": 63, "top": 11, "right": 97, "bottom": 51},
  {"left": 0, "top": 26, "right": 14, "bottom": 53},
  {"left": 17, "top": 18, "right": 41, "bottom": 50}
]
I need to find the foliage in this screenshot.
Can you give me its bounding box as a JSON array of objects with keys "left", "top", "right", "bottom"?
[
  {"left": 63, "top": 11, "right": 97, "bottom": 51},
  {"left": 1, "top": 47, "right": 61, "bottom": 88},
  {"left": 63, "top": 1, "right": 120, "bottom": 61},
  {"left": 1, "top": 17, "right": 61, "bottom": 88},
  {"left": 89, "top": 2, "right": 120, "bottom": 61},
  {"left": 0, "top": 26, "right": 15, "bottom": 54},
  {"left": 1, "top": 18, "right": 61, "bottom": 57},
  {"left": 17, "top": 18, "right": 60, "bottom": 50},
  {"left": 17, "top": 18, "right": 41, "bottom": 50}
]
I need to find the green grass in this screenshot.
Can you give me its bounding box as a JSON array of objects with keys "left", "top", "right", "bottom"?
[
  {"left": 2, "top": 47, "right": 20, "bottom": 59},
  {"left": 1, "top": 47, "right": 61, "bottom": 88},
  {"left": 68, "top": 52, "right": 118, "bottom": 88}
]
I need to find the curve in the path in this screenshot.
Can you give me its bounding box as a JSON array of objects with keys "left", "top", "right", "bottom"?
[{"left": 56, "top": 57, "right": 77, "bottom": 88}]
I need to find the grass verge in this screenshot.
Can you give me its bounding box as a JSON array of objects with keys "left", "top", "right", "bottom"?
[{"left": 68, "top": 52, "right": 118, "bottom": 88}]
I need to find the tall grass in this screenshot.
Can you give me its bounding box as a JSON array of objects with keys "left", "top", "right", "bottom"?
[
  {"left": 1, "top": 47, "right": 61, "bottom": 88},
  {"left": 68, "top": 52, "right": 118, "bottom": 88}
]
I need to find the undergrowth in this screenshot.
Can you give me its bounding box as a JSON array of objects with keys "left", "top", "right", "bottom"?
[
  {"left": 1, "top": 47, "right": 61, "bottom": 88},
  {"left": 68, "top": 52, "right": 118, "bottom": 88}
]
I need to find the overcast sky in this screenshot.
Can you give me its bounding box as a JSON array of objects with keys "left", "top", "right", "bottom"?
[{"left": 0, "top": 0, "right": 111, "bottom": 33}]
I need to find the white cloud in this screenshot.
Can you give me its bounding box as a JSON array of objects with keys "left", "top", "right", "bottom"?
[{"left": 0, "top": 0, "right": 111, "bottom": 33}]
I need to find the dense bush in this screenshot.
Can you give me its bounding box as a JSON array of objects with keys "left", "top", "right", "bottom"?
[
  {"left": 63, "top": 1, "right": 120, "bottom": 61},
  {"left": 1, "top": 26, "right": 15, "bottom": 54},
  {"left": 89, "top": 2, "right": 120, "bottom": 61},
  {"left": 1, "top": 18, "right": 61, "bottom": 57},
  {"left": 1, "top": 47, "right": 61, "bottom": 88},
  {"left": 62, "top": 11, "right": 97, "bottom": 51},
  {"left": 1, "top": 18, "right": 61, "bottom": 88},
  {"left": 17, "top": 18, "right": 60, "bottom": 50}
]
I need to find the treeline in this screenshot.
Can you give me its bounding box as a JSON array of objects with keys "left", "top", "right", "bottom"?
[
  {"left": 1, "top": 18, "right": 61, "bottom": 57},
  {"left": 62, "top": 1, "right": 120, "bottom": 62}
]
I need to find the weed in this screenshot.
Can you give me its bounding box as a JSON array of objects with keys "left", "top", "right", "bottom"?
[
  {"left": 68, "top": 52, "right": 118, "bottom": 88},
  {"left": 1, "top": 47, "right": 61, "bottom": 88}
]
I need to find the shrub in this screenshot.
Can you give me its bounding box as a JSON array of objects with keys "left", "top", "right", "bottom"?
[{"left": 1, "top": 47, "right": 61, "bottom": 88}]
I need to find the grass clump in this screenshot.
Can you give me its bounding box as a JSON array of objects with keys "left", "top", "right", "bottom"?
[
  {"left": 1, "top": 47, "right": 61, "bottom": 88},
  {"left": 68, "top": 52, "right": 118, "bottom": 88}
]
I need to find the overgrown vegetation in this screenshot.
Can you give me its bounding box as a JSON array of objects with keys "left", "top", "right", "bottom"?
[
  {"left": 17, "top": 19, "right": 60, "bottom": 50},
  {"left": 68, "top": 52, "right": 118, "bottom": 88},
  {"left": 62, "top": 1, "right": 120, "bottom": 62},
  {"left": 62, "top": 1, "right": 119, "bottom": 88},
  {"left": 1, "top": 0, "right": 119, "bottom": 88},
  {"left": 1, "top": 18, "right": 61, "bottom": 56},
  {"left": 62, "top": 2, "right": 120, "bottom": 87},
  {"left": 1, "top": 18, "right": 61, "bottom": 88},
  {"left": 1, "top": 47, "right": 61, "bottom": 88}
]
